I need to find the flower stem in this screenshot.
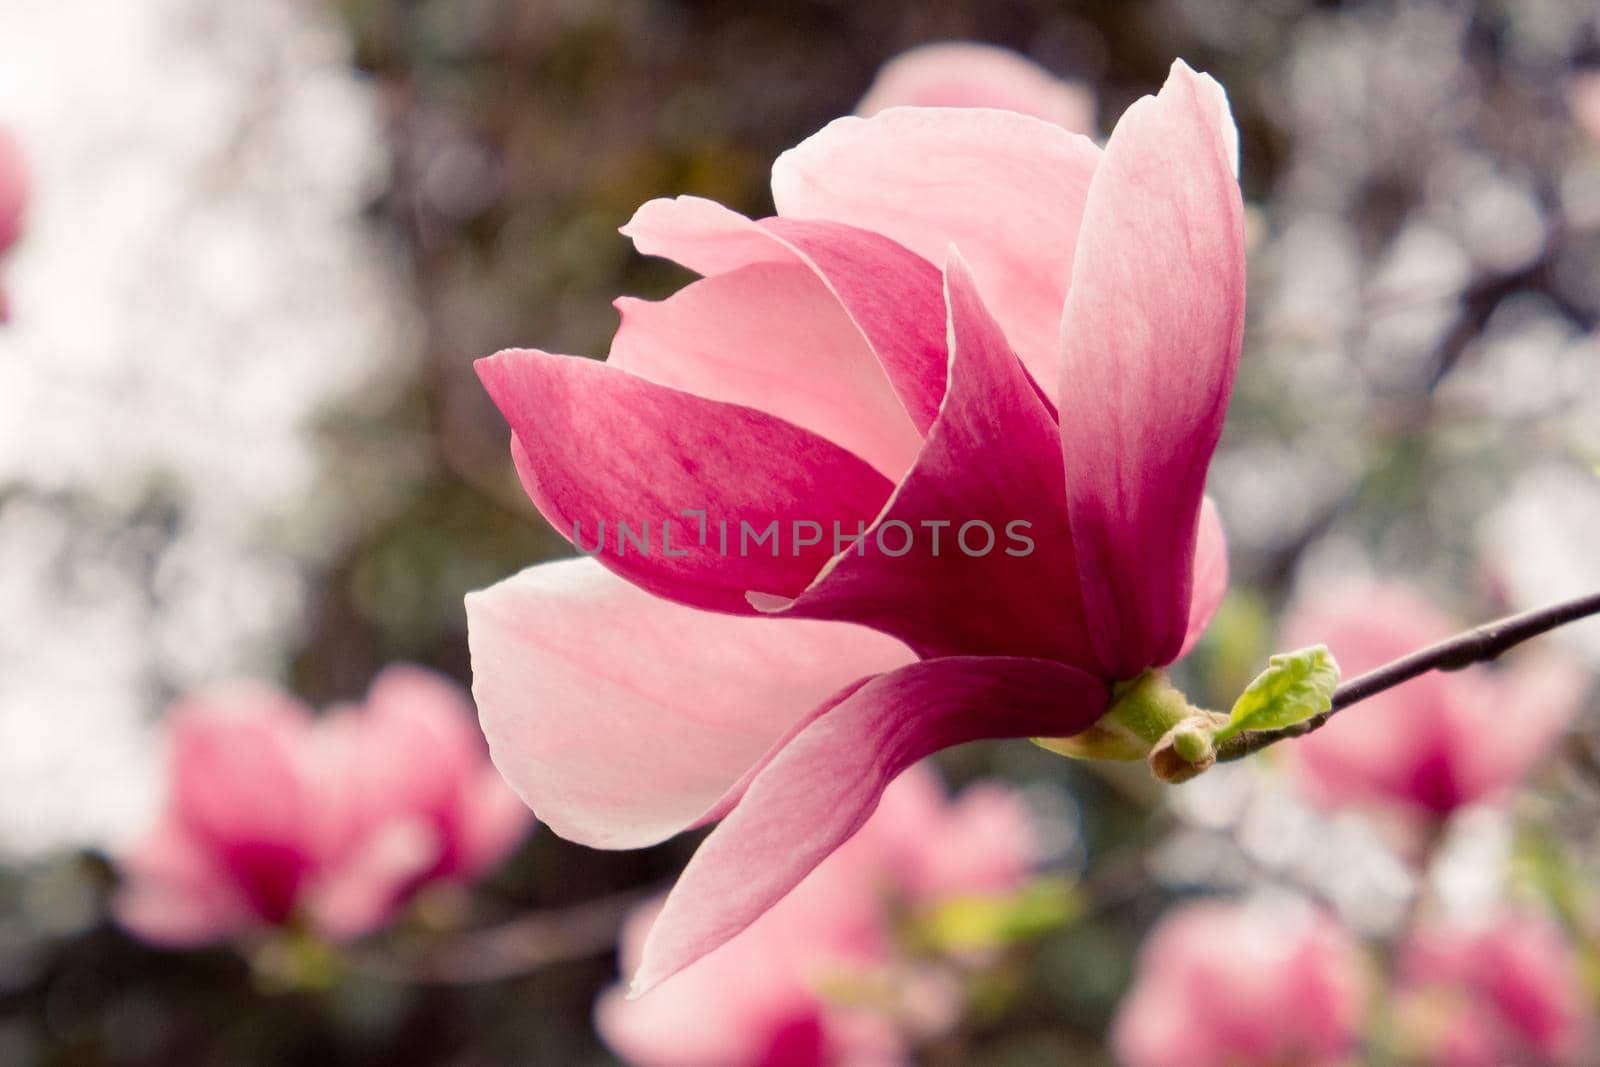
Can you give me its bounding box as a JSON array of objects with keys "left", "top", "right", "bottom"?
[{"left": 1218, "top": 590, "right": 1600, "bottom": 762}]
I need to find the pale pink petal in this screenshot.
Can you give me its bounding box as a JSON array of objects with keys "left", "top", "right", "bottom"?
[
  {"left": 1402, "top": 911, "right": 1593, "bottom": 1066},
  {"left": 611, "top": 261, "right": 922, "bottom": 478},
  {"left": 166, "top": 688, "right": 320, "bottom": 923},
  {"left": 168, "top": 687, "right": 314, "bottom": 848},
  {"left": 753, "top": 251, "right": 1097, "bottom": 668},
  {"left": 1114, "top": 900, "right": 1365, "bottom": 1067},
  {"left": 309, "top": 818, "right": 440, "bottom": 941},
  {"left": 358, "top": 665, "right": 485, "bottom": 818},
  {"left": 1284, "top": 582, "right": 1583, "bottom": 814},
  {"left": 1179, "top": 497, "right": 1229, "bottom": 658},
  {"left": 621, "top": 197, "right": 948, "bottom": 431},
  {"left": 1454, "top": 654, "right": 1587, "bottom": 805},
  {"left": 630, "top": 655, "right": 1107, "bottom": 994},
  {"left": 343, "top": 665, "right": 535, "bottom": 881},
  {"left": 871, "top": 767, "right": 1038, "bottom": 901},
  {"left": 771, "top": 108, "right": 1100, "bottom": 401},
  {"left": 597, "top": 898, "right": 833, "bottom": 1067},
  {"left": 857, "top": 42, "right": 1096, "bottom": 133},
  {"left": 477, "top": 348, "right": 893, "bottom": 613},
  {"left": 113, "top": 818, "right": 254, "bottom": 946},
  {"left": 455, "top": 765, "right": 536, "bottom": 877},
  {"left": 1057, "top": 61, "right": 1246, "bottom": 678},
  {"left": 465, "top": 557, "right": 913, "bottom": 850}
]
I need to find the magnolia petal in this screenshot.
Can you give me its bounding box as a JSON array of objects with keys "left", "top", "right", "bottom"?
[
  {"left": 630, "top": 655, "right": 1107, "bottom": 994},
  {"left": 857, "top": 42, "right": 1097, "bottom": 134},
  {"left": 477, "top": 348, "right": 893, "bottom": 613},
  {"left": 113, "top": 819, "right": 254, "bottom": 946},
  {"left": 1057, "top": 60, "right": 1246, "bottom": 679},
  {"left": 465, "top": 557, "right": 913, "bottom": 850},
  {"left": 168, "top": 688, "right": 315, "bottom": 855},
  {"left": 754, "top": 251, "right": 1097, "bottom": 668},
  {"left": 610, "top": 261, "right": 922, "bottom": 479},
  {"left": 1179, "top": 497, "right": 1230, "bottom": 658},
  {"left": 771, "top": 107, "right": 1100, "bottom": 401},
  {"left": 622, "top": 197, "right": 947, "bottom": 431}
]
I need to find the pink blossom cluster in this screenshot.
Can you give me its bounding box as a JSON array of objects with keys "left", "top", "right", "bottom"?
[
  {"left": 115, "top": 666, "right": 533, "bottom": 947},
  {"left": 1284, "top": 580, "right": 1587, "bottom": 818},
  {"left": 1114, "top": 900, "right": 1594, "bottom": 1067},
  {"left": 596, "top": 764, "right": 1040, "bottom": 1067}
]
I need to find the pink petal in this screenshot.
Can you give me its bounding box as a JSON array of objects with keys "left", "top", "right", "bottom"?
[
  {"left": 752, "top": 251, "right": 1098, "bottom": 669},
  {"left": 465, "top": 557, "right": 913, "bottom": 849},
  {"left": 1455, "top": 654, "right": 1586, "bottom": 805},
  {"left": 770, "top": 108, "right": 1100, "bottom": 402},
  {"left": 1179, "top": 497, "right": 1230, "bottom": 658},
  {"left": 869, "top": 765, "right": 1038, "bottom": 901},
  {"left": 856, "top": 42, "right": 1097, "bottom": 134},
  {"left": 168, "top": 687, "right": 315, "bottom": 850},
  {"left": 309, "top": 818, "right": 440, "bottom": 941},
  {"left": 611, "top": 261, "right": 922, "bottom": 479},
  {"left": 0, "top": 128, "right": 24, "bottom": 253},
  {"left": 597, "top": 898, "right": 833, "bottom": 1067},
  {"left": 455, "top": 765, "right": 537, "bottom": 878},
  {"left": 113, "top": 818, "right": 254, "bottom": 946},
  {"left": 359, "top": 665, "right": 486, "bottom": 818},
  {"left": 621, "top": 196, "right": 948, "bottom": 432},
  {"left": 1057, "top": 61, "right": 1245, "bottom": 679},
  {"left": 477, "top": 348, "right": 894, "bottom": 614},
  {"left": 630, "top": 655, "right": 1107, "bottom": 994}
]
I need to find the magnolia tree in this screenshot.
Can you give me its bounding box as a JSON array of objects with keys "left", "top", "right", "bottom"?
[{"left": 98, "top": 40, "right": 1600, "bottom": 1067}]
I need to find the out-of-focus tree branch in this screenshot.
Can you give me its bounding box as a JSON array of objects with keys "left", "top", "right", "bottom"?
[{"left": 1220, "top": 591, "right": 1600, "bottom": 761}]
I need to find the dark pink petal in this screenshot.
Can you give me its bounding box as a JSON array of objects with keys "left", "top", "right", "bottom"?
[
  {"left": 629, "top": 655, "right": 1107, "bottom": 994},
  {"left": 622, "top": 196, "right": 947, "bottom": 433},
  {"left": 752, "top": 251, "right": 1096, "bottom": 668},
  {"left": 465, "top": 558, "right": 913, "bottom": 850},
  {"left": 1179, "top": 497, "right": 1229, "bottom": 658},
  {"left": 1057, "top": 61, "right": 1245, "bottom": 679},
  {"left": 477, "top": 348, "right": 893, "bottom": 613},
  {"left": 771, "top": 108, "right": 1100, "bottom": 402},
  {"left": 610, "top": 261, "right": 922, "bottom": 479}
]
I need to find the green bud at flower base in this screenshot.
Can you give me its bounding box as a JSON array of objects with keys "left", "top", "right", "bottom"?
[{"left": 1033, "top": 646, "right": 1340, "bottom": 784}]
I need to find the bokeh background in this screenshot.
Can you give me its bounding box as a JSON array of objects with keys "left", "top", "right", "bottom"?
[{"left": 1, "top": 0, "right": 1599, "bottom": 1063}]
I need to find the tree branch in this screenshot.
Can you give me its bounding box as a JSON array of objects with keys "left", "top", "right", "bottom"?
[{"left": 1218, "top": 590, "right": 1600, "bottom": 762}]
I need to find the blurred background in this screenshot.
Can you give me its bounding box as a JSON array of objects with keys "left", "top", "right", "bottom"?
[{"left": 1, "top": 0, "right": 1599, "bottom": 1064}]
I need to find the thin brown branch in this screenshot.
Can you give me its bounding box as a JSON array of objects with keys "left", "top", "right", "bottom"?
[
  {"left": 1218, "top": 590, "right": 1600, "bottom": 762},
  {"left": 348, "top": 886, "right": 654, "bottom": 985}
]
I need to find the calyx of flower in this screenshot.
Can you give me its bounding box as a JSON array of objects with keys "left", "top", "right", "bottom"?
[{"left": 1035, "top": 671, "right": 1223, "bottom": 783}]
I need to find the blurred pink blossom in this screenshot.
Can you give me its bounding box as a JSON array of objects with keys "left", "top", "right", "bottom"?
[
  {"left": 595, "top": 763, "right": 1038, "bottom": 1067},
  {"left": 856, "top": 42, "right": 1095, "bottom": 134},
  {"left": 1112, "top": 899, "right": 1368, "bottom": 1067},
  {"left": 469, "top": 58, "right": 1243, "bottom": 994},
  {"left": 114, "top": 666, "right": 532, "bottom": 947},
  {"left": 1568, "top": 71, "right": 1600, "bottom": 146},
  {"left": 1284, "top": 582, "right": 1587, "bottom": 818},
  {"left": 0, "top": 127, "right": 27, "bottom": 321},
  {"left": 1397, "top": 910, "right": 1593, "bottom": 1066}
]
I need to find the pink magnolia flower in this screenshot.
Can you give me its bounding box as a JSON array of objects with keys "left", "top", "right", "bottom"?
[
  {"left": 1112, "top": 899, "right": 1368, "bottom": 1067},
  {"left": 856, "top": 41, "right": 1095, "bottom": 134},
  {"left": 1396, "top": 910, "right": 1593, "bottom": 1066},
  {"left": 114, "top": 666, "right": 532, "bottom": 947},
  {"left": 0, "top": 127, "right": 27, "bottom": 321},
  {"left": 468, "top": 59, "right": 1243, "bottom": 992},
  {"left": 1284, "top": 582, "right": 1587, "bottom": 818},
  {"left": 595, "top": 764, "right": 1037, "bottom": 1067}
]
